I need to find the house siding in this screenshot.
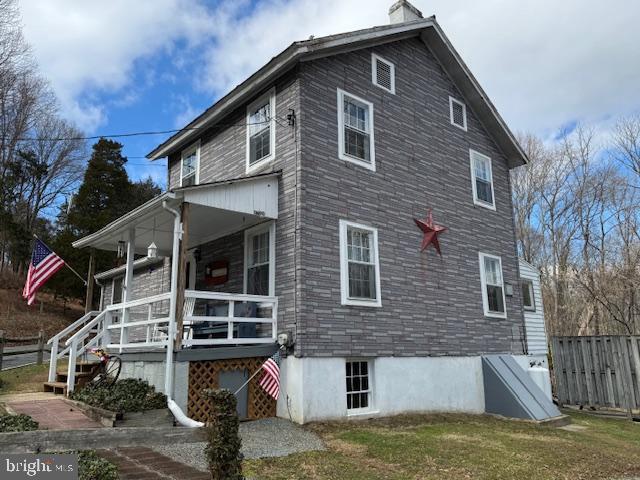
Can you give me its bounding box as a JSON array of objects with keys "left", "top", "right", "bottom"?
[
  {"left": 296, "top": 38, "right": 525, "bottom": 357},
  {"left": 194, "top": 231, "right": 244, "bottom": 294},
  {"left": 168, "top": 70, "right": 301, "bottom": 343},
  {"left": 519, "top": 259, "right": 548, "bottom": 355}
]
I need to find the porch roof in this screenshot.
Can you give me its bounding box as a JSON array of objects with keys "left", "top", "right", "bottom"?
[{"left": 72, "top": 172, "right": 279, "bottom": 255}]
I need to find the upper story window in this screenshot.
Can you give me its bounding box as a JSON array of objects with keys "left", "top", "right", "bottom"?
[
  {"left": 371, "top": 53, "right": 395, "bottom": 94},
  {"left": 521, "top": 279, "right": 536, "bottom": 311},
  {"left": 180, "top": 142, "right": 200, "bottom": 187},
  {"left": 479, "top": 252, "right": 506, "bottom": 318},
  {"left": 337, "top": 89, "right": 376, "bottom": 171},
  {"left": 244, "top": 221, "right": 275, "bottom": 296},
  {"left": 449, "top": 96, "right": 467, "bottom": 131},
  {"left": 246, "top": 88, "right": 276, "bottom": 173},
  {"left": 339, "top": 220, "right": 381, "bottom": 307},
  {"left": 470, "top": 149, "right": 495, "bottom": 210}
]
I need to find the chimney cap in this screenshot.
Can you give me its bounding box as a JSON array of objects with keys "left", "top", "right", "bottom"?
[{"left": 389, "top": 0, "right": 423, "bottom": 23}]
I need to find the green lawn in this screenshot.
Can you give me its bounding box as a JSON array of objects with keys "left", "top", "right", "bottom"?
[
  {"left": 0, "top": 363, "right": 50, "bottom": 393},
  {"left": 245, "top": 412, "right": 640, "bottom": 480}
]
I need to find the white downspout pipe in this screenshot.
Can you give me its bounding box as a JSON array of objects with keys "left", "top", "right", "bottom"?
[{"left": 162, "top": 200, "right": 203, "bottom": 427}]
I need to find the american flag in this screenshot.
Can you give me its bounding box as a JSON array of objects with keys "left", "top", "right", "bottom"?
[
  {"left": 22, "top": 239, "right": 65, "bottom": 306},
  {"left": 258, "top": 351, "right": 281, "bottom": 400}
]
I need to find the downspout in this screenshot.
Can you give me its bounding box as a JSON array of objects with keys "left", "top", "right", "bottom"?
[{"left": 162, "top": 199, "right": 204, "bottom": 428}]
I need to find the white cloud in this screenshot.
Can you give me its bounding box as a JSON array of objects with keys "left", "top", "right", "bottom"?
[
  {"left": 18, "top": 0, "right": 215, "bottom": 131},
  {"left": 197, "top": 0, "right": 640, "bottom": 137},
  {"left": 18, "top": 0, "right": 640, "bottom": 138}
]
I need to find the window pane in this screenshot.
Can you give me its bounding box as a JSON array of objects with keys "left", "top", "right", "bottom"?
[
  {"left": 487, "top": 285, "right": 505, "bottom": 313},
  {"left": 476, "top": 178, "right": 493, "bottom": 204},
  {"left": 247, "top": 265, "right": 269, "bottom": 296},
  {"left": 344, "top": 128, "right": 369, "bottom": 160},
  {"left": 182, "top": 173, "right": 196, "bottom": 187},
  {"left": 250, "top": 127, "right": 271, "bottom": 164},
  {"left": 348, "top": 263, "right": 376, "bottom": 299},
  {"left": 484, "top": 257, "right": 502, "bottom": 285},
  {"left": 522, "top": 281, "right": 534, "bottom": 309},
  {"left": 250, "top": 232, "right": 269, "bottom": 266},
  {"left": 344, "top": 98, "right": 367, "bottom": 132},
  {"left": 359, "top": 393, "right": 369, "bottom": 409},
  {"left": 360, "top": 361, "right": 368, "bottom": 375},
  {"left": 249, "top": 102, "right": 270, "bottom": 135}
]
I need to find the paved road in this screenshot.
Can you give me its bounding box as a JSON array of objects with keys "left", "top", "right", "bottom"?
[{"left": 1, "top": 345, "right": 51, "bottom": 370}]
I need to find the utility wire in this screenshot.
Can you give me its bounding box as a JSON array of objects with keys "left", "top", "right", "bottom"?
[{"left": 15, "top": 117, "right": 280, "bottom": 143}]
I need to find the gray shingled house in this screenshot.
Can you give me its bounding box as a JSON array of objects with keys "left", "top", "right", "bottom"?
[{"left": 47, "top": 1, "right": 558, "bottom": 424}]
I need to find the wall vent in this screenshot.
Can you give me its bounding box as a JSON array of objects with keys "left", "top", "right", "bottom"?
[{"left": 372, "top": 54, "right": 395, "bottom": 94}]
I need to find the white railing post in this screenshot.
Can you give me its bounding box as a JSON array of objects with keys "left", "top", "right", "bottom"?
[
  {"left": 48, "top": 336, "right": 59, "bottom": 383},
  {"left": 103, "top": 311, "right": 112, "bottom": 347},
  {"left": 67, "top": 338, "right": 78, "bottom": 394},
  {"left": 228, "top": 300, "right": 235, "bottom": 340},
  {"left": 272, "top": 299, "right": 278, "bottom": 340}
]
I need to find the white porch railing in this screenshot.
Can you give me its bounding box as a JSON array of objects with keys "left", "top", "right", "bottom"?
[
  {"left": 182, "top": 290, "right": 278, "bottom": 347},
  {"left": 54, "top": 290, "right": 277, "bottom": 393}
]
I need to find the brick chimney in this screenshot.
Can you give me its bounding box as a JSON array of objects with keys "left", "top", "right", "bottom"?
[{"left": 388, "top": 0, "right": 423, "bottom": 23}]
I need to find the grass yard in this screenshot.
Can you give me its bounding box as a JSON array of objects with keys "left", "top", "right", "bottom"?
[
  {"left": 245, "top": 412, "right": 640, "bottom": 480},
  {"left": 0, "top": 363, "right": 51, "bottom": 393}
]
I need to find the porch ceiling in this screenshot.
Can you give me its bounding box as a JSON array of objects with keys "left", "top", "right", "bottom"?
[{"left": 72, "top": 173, "right": 279, "bottom": 255}]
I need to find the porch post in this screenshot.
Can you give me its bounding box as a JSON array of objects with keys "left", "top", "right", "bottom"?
[
  {"left": 174, "top": 202, "right": 190, "bottom": 350},
  {"left": 164, "top": 200, "right": 182, "bottom": 397},
  {"left": 84, "top": 249, "right": 95, "bottom": 314},
  {"left": 121, "top": 228, "right": 135, "bottom": 348}
]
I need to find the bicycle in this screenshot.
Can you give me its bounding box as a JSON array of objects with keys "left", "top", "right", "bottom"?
[{"left": 89, "top": 347, "right": 122, "bottom": 387}]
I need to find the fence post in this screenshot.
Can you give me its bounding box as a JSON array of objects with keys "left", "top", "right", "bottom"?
[
  {"left": 37, "top": 330, "right": 44, "bottom": 365},
  {"left": 0, "top": 330, "right": 4, "bottom": 371}
]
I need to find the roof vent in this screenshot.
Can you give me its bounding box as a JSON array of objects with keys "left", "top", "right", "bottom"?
[{"left": 389, "top": 0, "right": 423, "bottom": 24}]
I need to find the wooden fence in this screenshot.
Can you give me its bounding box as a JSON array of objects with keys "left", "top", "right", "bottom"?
[
  {"left": 551, "top": 336, "right": 640, "bottom": 411},
  {"left": 0, "top": 330, "right": 46, "bottom": 370}
]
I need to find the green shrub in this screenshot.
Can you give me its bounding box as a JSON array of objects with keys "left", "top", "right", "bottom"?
[
  {"left": 78, "top": 450, "right": 119, "bottom": 480},
  {"left": 204, "top": 389, "right": 243, "bottom": 480},
  {"left": 70, "top": 378, "right": 167, "bottom": 414},
  {"left": 0, "top": 414, "right": 38, "bottom": 432}
]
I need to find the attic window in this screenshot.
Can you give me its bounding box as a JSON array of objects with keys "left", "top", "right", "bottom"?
[
  {"left": 449, "top": 97, "right": 467, "bottom": 131},
  {"left": 371, "top": 54, "right": 395, "bottom": 94}
]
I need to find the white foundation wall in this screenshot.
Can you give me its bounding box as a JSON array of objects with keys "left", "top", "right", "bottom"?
[
  {"left": 120, "top": 360, "right": 189, "bottom": 412},
  {"left": 277, "top": 355, "right": 485, "bottom": 423}
]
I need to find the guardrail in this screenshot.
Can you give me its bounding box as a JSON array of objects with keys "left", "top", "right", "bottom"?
[{"left": 0, "top": 330, "right": 45, "bottom": 370}]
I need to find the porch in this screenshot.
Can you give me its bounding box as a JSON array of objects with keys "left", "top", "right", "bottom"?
[{"left": 47, "top": 173, "right": 281, "bottom": 396}]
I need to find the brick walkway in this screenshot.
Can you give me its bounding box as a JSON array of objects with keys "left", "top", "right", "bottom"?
[
  {"left": 8, "top": 399, "right": 103, "bottom": 430},
  {"left": 97, "top": 447, "right": 209, "bottom": 479}
]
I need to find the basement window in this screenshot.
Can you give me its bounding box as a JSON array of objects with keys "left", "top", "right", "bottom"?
[
  {"left": 449, "top": 96, "right": 467, "bottom": 131},
  {"left": 371, "top": 53, "right": 395, "bottom": 94},
  {"left": 346, "top": 360, "right": 372, "bottom": 412},
  {"left": 479, "top": 252, "right": 506, "bottom": 318}
]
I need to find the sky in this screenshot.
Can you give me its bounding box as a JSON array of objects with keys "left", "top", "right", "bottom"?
[{"left": 17, "top": 0, "right": 640, "bottom": 188}]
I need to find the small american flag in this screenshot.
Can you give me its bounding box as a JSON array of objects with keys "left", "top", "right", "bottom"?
[
  {"left": 22, "top": 239, "right": 65, "bottom": 306},
  {"left": 258, "top": 351, "right": 281, "bottom": 400}
]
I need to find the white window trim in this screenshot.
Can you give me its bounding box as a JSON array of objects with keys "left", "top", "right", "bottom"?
[
  {"left": 522, "top": 279, "right": 536, "bottom": 312},
  {"left": 470, "top": 149, "right": 496, "bottom": 211},
  {"left": 479, "top": 252, "right": 507, "bottom": 319},
  {"left": 337, "top": 88, "right": 376, "bottom": 172},
  {"left": 245, "top": 88, "right": 276, "bottom": 175},
  {"left": 449, "top": 96, "right": 467, "bottom": 131},
  {"left": 180, "top": 141, "right": 200, "bottom": 187},
  {"left": 371, "top": 53, "right": 396, "bottom": 94},
  {"left": 346, "top": 359, "right": 376, "bottom": 415},
  {"left": 339, "top": 220, "right": 382, "bottom": 307},
  {"left": 243, "top": 221, "right": 276, "bottom": 297}
]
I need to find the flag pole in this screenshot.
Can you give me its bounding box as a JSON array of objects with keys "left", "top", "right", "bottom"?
[
  {"left": 233, "top": 366, "right": 263, "bottom": 396},
  {"left": 32, "top": 234, "right": 87, "bottom": 286}
]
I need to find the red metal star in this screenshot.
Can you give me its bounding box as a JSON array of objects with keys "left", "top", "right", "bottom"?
[{"left": 413, "top": 209, "right": 448, "bottom": 255}]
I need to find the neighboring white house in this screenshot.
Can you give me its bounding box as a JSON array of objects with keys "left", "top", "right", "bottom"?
[{"left": 519, "top": 258, "right": 549, "bottom": 364}]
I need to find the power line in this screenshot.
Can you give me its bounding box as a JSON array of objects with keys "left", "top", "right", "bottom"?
[{"left": 16, "top": 117, "right": 279, "bottom": 143}]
